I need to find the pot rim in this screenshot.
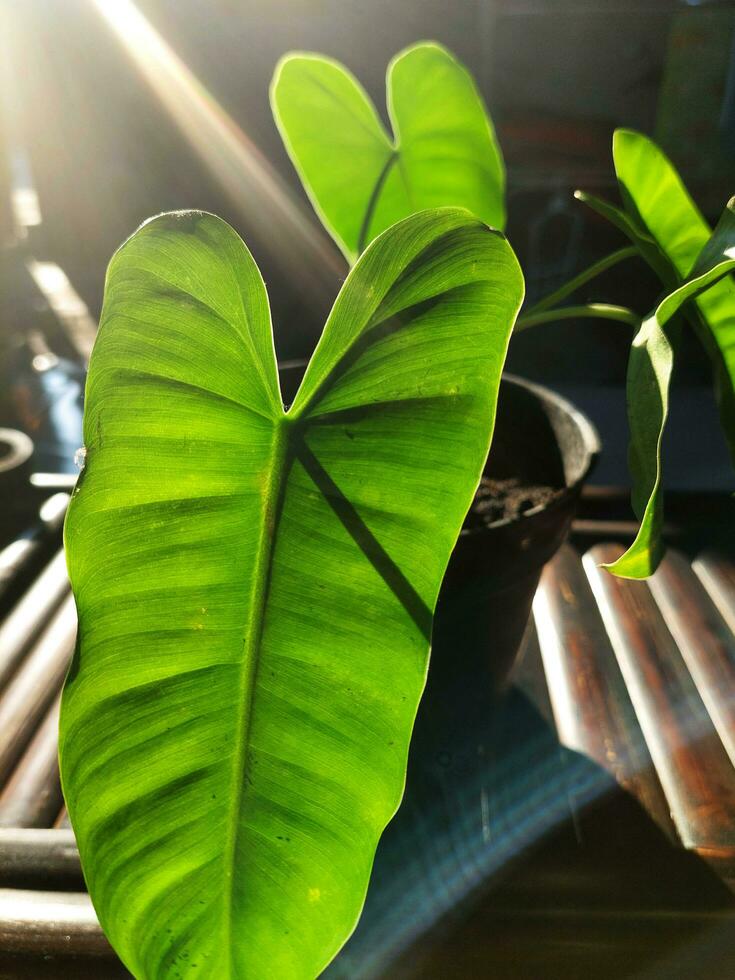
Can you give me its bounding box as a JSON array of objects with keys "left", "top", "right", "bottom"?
[{"left": 460, "top": 373, "right": 601, "bottom": 536}]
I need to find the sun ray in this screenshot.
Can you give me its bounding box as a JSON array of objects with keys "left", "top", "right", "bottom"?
[{"left": 91, "top": 0, "right": 344, "bottom": 315}]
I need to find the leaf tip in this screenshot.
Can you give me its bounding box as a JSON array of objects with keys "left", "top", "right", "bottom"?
[{"left": 600, "top": 545, "right": 660, "bottom": 580}]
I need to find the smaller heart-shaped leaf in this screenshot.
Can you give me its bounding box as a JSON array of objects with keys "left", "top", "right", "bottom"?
[{"left": 271, "top": 42, "right": 505, "bottom": 264}]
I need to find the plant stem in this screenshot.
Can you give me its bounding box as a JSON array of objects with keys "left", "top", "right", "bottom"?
[
  {"left": 515, "top": 303, "right": 640, "bottom": 332},
  {"left": 523, "top": 246, "right": 638, "bottom": 315}
]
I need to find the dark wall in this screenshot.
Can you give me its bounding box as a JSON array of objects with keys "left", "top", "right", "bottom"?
[{"left": 6, "top": 0, "right": 735, "bottom": 374}]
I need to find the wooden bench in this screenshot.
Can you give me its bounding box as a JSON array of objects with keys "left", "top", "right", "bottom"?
[{"left": 1, "top": 497, "right": 734, "bottom": 976}]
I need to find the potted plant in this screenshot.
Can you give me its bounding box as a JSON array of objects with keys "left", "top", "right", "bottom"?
[
  {"left": 271, "top": 43, "right": 602, "bottom": 695},
  {"left": 270, "top": 50, "right": 734, "bottom": 973},
  {"left": 271, "top": 41, "right": 735, "bottom": 586},
  {"left": 58, "top": 44, "right": 735, "bottom": 980},
  {"left": 576, "top": 131, "right": 735, "bottom": 576}
]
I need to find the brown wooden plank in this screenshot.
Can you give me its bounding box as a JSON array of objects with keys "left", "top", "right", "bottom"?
[
  {"left": 0, "top": 494, "right": 68, "bottom": 616},
  {"left": 693, "top": 549, "right": 735, "bottom": 637},
  {"left": 0, "top": 829, "right": 81, "bottom": 885},
  {"left": 585, "top": 544, "right": 735, "bottom": 864},
  {"left": 0, "top": 888, "right": 110, "bottom": 956},
  {"left": 0, "top": 596, "right": 75, "bottom": 783},
  {"left": 648, "top": 549, "right": 735, "bottom": 768},
  {"left": 0, "top": 548, "right": 69, "bottom": 691},
  {"left": 0, "top": 696, "right": 62, "bottom": 828},
  {"left": 533, "top": 545, "right": 676, "bottom": 840}
]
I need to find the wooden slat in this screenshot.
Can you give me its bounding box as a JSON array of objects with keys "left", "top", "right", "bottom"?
[
  {"left": 693, "top": 549, "right": 735, "bottom": 637},
  {"left": 0, "top": 548, "right": 69, "bottom": 690},
  {"left": 0, "top": 596, "right": 75, "bottom": 782},
  {"left": 0, "top": 494, "right": 68, "bottom": 616},
  {"left": 0, "top": 696, "right": 62, "bottom": 828},
  {"left": 0, "top": 888, "right": 109, "bottom": 956},
  {"left": 648, "top": 550, "right": 735, "bottom": 768},
  {"left": 0, "top": 829, "right": 81, "bottom": 884},
  {"left": 584, "top": 544, "right": 735, "bottom": 884},
  {"left": 533, "top": 545, "right": 676, "bottom": 840}
]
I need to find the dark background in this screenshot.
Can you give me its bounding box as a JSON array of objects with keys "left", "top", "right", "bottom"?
[{"left": 1, "top": 0, "right": 734, "bottom": 483}]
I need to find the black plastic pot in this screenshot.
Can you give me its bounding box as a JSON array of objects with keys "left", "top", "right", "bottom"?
[
  {"left": 432, "top": 373, "right": 600, "bottom": 700},
  {"left": 395, "top": 373, "right": 599, "bottom": 785}
]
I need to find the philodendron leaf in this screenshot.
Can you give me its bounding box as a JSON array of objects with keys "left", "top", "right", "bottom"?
[
  {"left": 271, "top": 42, "right": 505, "bottom": 264},
  {"left": 611, "top": 130, "right": 735, "bottom": 463},
  {"left": 607, "top": 224, "right": 735, "bottom": 578},
  {"left": 60, "top": 208, "right": 523, "bottom": 978}
]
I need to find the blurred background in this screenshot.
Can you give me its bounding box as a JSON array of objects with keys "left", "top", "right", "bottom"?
[
  {"left": 0, "top": 5, "right": 734, "bottom": 977},
  {"left": 1, "top": 0, "right": 734, "bottom": 481}
]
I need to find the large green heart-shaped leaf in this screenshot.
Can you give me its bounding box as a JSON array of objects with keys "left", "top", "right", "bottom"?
[
  {"left": 271, "top": 42, "right": 505, "bottom": 264},
  {"left": 607, "top": 207, "right": 735, "bottom": 578},
  {"left": 60, "top": 208, "right": 523, "bottom": 978},
  {"left": 611, "top": 130, "right": 735, "bottom": 463}
]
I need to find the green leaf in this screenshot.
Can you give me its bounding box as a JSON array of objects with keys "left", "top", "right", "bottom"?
[
  {"left": 611, "top": 130, "right": 735, "bottom": 462},
  {"left": 613, "top": 129, "right": 710, "bottom": 277},
  {"left": 607, "top": 229, "right": 735, "bottom": 578},
  {"left": 60, "top": 208, "right": 523, "bottom": 978},
  {"left": 573, "top": 189, "right": 677, "bottom": 290},
  {"left": 271, "top": 42, "right": 505, "bottom": 264},
  {"left": 692, "top": 196, "right": 735, "bottom": 278}
]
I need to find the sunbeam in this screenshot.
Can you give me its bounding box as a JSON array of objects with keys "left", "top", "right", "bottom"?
[{"left": 91, "top": 0, "right": 345, "bottom": 315}]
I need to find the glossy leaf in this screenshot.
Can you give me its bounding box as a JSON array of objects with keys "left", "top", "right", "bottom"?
[
  {"left": 60, "top": 208, "right": 523, "bottom": 978},
  {"left": 271, "top": 42, "right": 505, "bottom": 264},
  {"left": 612, "top": 130, "right": 735, "bottom": 462},
  {"left": 607, "top": 221, "right": 735, "bottom": 578}
]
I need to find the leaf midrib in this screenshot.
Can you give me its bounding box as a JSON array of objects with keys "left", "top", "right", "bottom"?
[
  {"left": 356, "top": 151, "right": 399, "bottom": 255},
  {"left": 219, "top": 220, "right": 472, "bottom": 969},
  {"left": 223, "top": 411, "right": 289, "bottom": 973},
  {"left": 219, "top": 269, "right": 429, "bottom": 964}
]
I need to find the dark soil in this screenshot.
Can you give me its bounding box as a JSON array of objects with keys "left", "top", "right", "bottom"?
[{"left": 464, "top": 476, "right": 563, "bottom": 529}]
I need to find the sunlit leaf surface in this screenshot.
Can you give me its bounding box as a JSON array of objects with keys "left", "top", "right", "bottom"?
[
  {"left": 271, "top": 42, "right": 505, "bottom": 263},
  {"left": 60, "top": 207, "right": 523, "bottom": 978}
]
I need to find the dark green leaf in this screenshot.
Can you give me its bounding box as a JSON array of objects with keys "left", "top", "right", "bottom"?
[
  {"left": 271, "top": 43, "right": 505, "bottom": 263},
  {"left": 60, "top": 208, "right": 523, "bottom": 977}
]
